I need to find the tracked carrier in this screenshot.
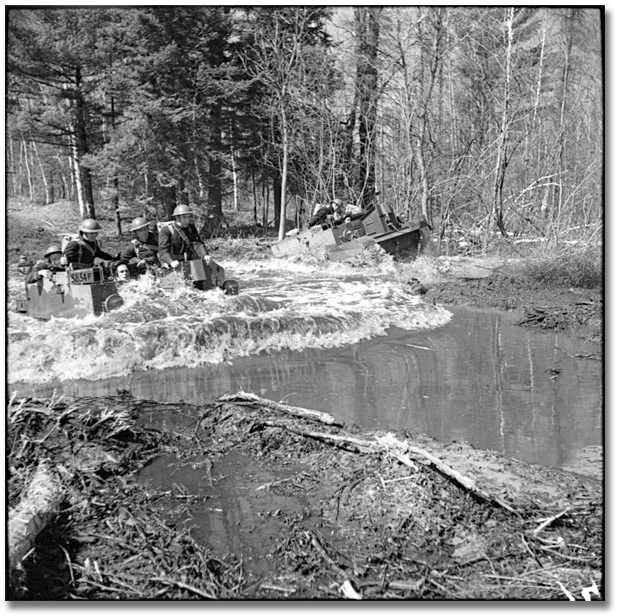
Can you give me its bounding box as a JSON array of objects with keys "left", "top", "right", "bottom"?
[
  {"left": 14, "top": 258, "right": 239, "bottom": 321},
  {"left": 272, "top": 202, "right": 430, "bottom": 261},
  {"left": 14, "top": 264, "right": 124, "bottom": 320}
]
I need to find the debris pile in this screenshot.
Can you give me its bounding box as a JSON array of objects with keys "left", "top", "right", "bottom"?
[{"left": 8, "top": 391, "right": 603, "bottom": 600}]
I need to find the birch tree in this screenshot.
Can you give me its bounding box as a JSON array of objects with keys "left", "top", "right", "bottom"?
[{"left": 241, "top": 7, "right": 332, "bottom": 239}]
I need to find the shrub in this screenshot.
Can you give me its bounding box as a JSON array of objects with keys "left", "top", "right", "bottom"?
[{"left": 521, "top": 246, "right": 602, "bottom": 289}]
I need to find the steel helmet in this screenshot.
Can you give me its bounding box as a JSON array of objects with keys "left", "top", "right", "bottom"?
[
  {"left": 332, "top": 198, "right": 343, "bottom": 207},
  {"left": 172, "top": 204, "right": 194, "bottom": 217},
  {"left": 44, "top": 244, "right": 62, "bottom": 258},
  {"left": 129, "top": 216, "right": 150, "bottom": 232},
  {"left": 79, "top": 218, "right": 102, "bottom": 233}
]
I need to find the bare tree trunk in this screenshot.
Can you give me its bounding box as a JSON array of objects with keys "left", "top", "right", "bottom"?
[
  {"left": 68, "top": 66, "right": 96, "bottom": 218},
  {"left": 356, "top": 7, "right": 381, "bottom": 208},
  {"left": 230, "top": 120, "right": 240, "bottom": 212},
  {"left": 490, "top": 7, "right": 513, "bottom": 243},
  {"left": 22, "top": 140, "right": 34, "bottom": 201},
  {"left": 108, "top": 95, "right": 122, "bottom": 236},
  {"left": 8, "top": 137, "right": 19, "bottom": 197},
  {"left": 273, "top": 172, "right": 282, "bottom": 233},
  {"left": 263, "top": 179, "right": 269, "bottom": 232},
  {"left": 70, "top": 137, "right": 86, "bottom": 217},
  {"left": 251, "top": 172, "right": 257, "bottom": 224},
  {"left": 548, "top": 8, "right": 575, "bottom": 237},
  {"left": 208, "top": 104, "right": 223, "bottom": 217},
  {"left": 56, "top": 155, "right": 69, "bottom": 201},
  {"left": 31, "top": 141, "right": 50, "bottom": 204},
  {"left": 278, "top": 110, "right": 289, "bottom": 241}
]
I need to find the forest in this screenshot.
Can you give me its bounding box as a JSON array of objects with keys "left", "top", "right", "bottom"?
[{"left": 6, "top": 6, "right": 603, "bottom": 247}]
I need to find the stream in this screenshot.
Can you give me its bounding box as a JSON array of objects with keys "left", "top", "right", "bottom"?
[{"left": 7, "top": 257, "right": 602, "bottom": 579}]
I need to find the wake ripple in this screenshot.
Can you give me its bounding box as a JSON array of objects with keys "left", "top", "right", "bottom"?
[{"left": 7, "top": 258, "right": 451, "bottom": 383}]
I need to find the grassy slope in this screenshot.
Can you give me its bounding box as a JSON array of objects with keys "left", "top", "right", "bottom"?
[
  {"left": 5, "top": 199, "right": 276, "bottom": 266},
  {"left": 6, "top": 199, "right": 127, "bottom": 263}
]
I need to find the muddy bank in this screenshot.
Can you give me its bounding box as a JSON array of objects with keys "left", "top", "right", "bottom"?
[
  {"left": 417, "top": 258, "right": 602, "bottom": 344},
  {"left": 7, "top": 392, "right": 603, "bottom": 600}
]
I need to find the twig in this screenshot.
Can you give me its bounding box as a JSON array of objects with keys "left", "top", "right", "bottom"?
[
  {"left": 60, "top": 546, "right": 75, "bottom": 585},
  {"left": 218, "top": 391, "right": 341, "bottom": 425},
  {"left": 521, "top": 534, "right": 543, "bottom": 568},
  {"left": 404, "top": 442, "right": 518, "bottom": 515},
  {"left": 531, "top": 508, "right": 570, "bottom": 535},
  {"left": 150, "top": 577, "right": 216, "bottom": 599},
  {"left": 263, "top": 420, "right": 374, "bottom": 452},
  {"left": 310, "top": 532, "right": 346, "bottom": 579},
  {"left": 260, "top": 583, "right": 296, "bottom": 594}
]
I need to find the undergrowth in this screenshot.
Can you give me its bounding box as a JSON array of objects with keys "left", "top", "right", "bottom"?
[{"left": 519, "top": 246, "right": 603, "bottom": 289}]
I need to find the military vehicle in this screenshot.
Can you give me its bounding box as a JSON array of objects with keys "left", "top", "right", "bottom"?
[
  {"left": 158, "top": 258, "right": 239, "bottom": 296},
  {"left": 14, "top": 256, "right": 239, "bottom": 321},
  {"left": 14, "top": 263, "right": 124, "bottom": 320},
  {"left": 271, "top": 201, "right": 430, "bottom": 261}
]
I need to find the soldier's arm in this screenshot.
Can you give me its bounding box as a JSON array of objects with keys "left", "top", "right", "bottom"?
[
  {"left": 25, "top": 261, "right": 48, "bottom": 284},
  {"left": 95, "top": 247, "right": 117, "bottom": 262},
  {"left": 118, "top": 244, "right": 137, "bottom": 264},
  {"left": 158, "top": 226, "right": 174, "bottom": 264},
  {"left": 63, "top": 241, "right": 81, "bottom": 264},
  {"left": 190, "top": 227, "right": 209, "bottom": 258}
]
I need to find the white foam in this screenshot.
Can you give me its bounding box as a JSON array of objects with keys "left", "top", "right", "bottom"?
[{"left": 8, "top": 257, "right": 451, "bottom": 384}]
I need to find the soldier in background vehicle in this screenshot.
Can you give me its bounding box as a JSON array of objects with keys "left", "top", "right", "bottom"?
[
  {"left": 25, "top": 245, "right": 65, "bottom": 284},
  {"left": 158, "top": 204, "right": 212, "bottom": 268},
  {"left": 309, "top": 198, "right": 346, "bottom": 227},
  {"left": 118, "top": 216, "right": 160, "bottom": 272},
  {"left": 61, "top": 219, "right": 117, "bottom": 270},
  {"left": 344, "top": 203, "right": 364, "bottom": 220}
]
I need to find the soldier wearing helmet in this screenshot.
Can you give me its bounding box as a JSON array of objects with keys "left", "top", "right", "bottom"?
[
  {"left": 309, "top": 198, "right": 346, "bottom": 228},
  {"left": 158, "top": 204, "right": 211, "bottom": 268},
  {"left": 24, "top": 244, "right": 65, "bottom": 284},
  {"left": 61, "top": 218, "right": 117, "bottom": 270},
  {"left": 330, "top": 198, "right": 346, "bottom": 223},
  {"left": 118, "top": 216, "right": 160, "bottom": 271}
]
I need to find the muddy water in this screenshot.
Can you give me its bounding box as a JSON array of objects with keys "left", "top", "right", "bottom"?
[
  {"left": 13, "top": 306, "right": 602, "bottom": 471},
  {"left": 12, "top": 305, "right": 601, "bottom": 580},
  {"left": 138, "top": 450, "right": 310, "bottom": 580}
]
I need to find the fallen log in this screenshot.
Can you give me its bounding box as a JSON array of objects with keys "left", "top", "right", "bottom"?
[
  {"left": 261, "top": 420, "right": 375, "bottom": 452},
  {"left": 261, "top": 422, "right": 518, "bottom": 515},
  {"left": 8, "top": 460, "right": 66, "bottom": 581},
  {"left": 378, "top": 434, "right": 518, "bottom": 515},
  {"left": 218, "top": 391, "right": 341, "bottom": 426}
]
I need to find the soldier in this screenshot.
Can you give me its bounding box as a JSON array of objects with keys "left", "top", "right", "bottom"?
[
  {"left": 62, "top": 219, "right": 117, "bottom": 270},
  {"left": 25, "top": 245, "right": 65, "bottom": 284},
  {"left": 118, "top": 216, "right": 160, "bottom": 271},
  {"left": 330, "top": 199, "right": 346, "bottom": 223},
  {"left": 115, "top": 263, "right": 130, "bottom": 283},
  {"left": 158, "top": 204, "right": 212, "bottom": 268},
  {"left": 309, "top": 198, "right": 345, "bottom": 227}
]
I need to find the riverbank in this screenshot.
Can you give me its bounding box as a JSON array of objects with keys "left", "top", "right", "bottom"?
[
  {"left": 6, "top": 200, "right": 603, "bottom": 600},
  {"left": 7, "top": 199, "right": 602, "bottom": 341},
  {"left": 7, "top": 392, "right": 603, "bottom": 600}
]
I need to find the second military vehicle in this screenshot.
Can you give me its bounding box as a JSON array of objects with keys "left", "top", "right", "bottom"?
[{"left": 271, "top": 201, "right": 430, "bottom": 261}]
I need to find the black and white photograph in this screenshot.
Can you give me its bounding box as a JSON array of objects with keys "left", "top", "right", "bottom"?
[{"left": 5, "top": 3, "right": 604, "bottom": 602}]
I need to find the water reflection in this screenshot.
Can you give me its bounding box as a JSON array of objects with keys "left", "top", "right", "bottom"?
[{"left": 12, "top": 307, "right": 602, "bottom": 470}]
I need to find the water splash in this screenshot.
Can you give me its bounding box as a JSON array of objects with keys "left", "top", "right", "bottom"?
[{"left": 8, "top": 257, "right": 451, "bottom": 384}]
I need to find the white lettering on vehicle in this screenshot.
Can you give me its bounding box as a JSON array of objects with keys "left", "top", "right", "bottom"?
[{"left": 70, "top": 269, "right": 95, "bottom": 285}]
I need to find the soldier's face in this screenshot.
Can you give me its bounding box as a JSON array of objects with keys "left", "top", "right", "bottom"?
[
  {"left": 49, "top": 253, "right": 62, "bottom": 266},
  {"left": 176, "top": 214, "right": 192, "bottom": 228},
  {"left": 135, "top": 228, "right": 149, "bottom": 241},
  {"left": 84, "top": 231, "right": 99, "bottom": 241}
]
